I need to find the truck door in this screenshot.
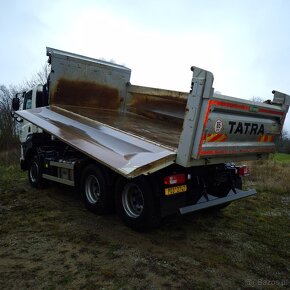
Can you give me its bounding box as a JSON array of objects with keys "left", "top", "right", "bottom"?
[
  {"left": 20, "top": 90, "right": 33, "bottom": 143},
  {"left": 19, "top": 89, "right": 43, "bottom": 143}
]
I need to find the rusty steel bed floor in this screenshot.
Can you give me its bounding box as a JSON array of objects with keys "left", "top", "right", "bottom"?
[{"left": 57, "top": 105, "right": 183, "bottom": 149}]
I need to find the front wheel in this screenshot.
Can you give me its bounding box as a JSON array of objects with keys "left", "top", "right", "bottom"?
[
  {"left": 115, "top": 177, "right": 160, "bottom": 231},
  {"left": 28, "top": 155, "right": 45, "bottom": 188}
]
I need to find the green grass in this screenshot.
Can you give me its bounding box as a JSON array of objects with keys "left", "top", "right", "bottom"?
[
  {"left": 0, "top": 165, "right": 26, "bottom": 191},
  {"left": 271, "top": 152, "right": 290, "bottom": 164}
]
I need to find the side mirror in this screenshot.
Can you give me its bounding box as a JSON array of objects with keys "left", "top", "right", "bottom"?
[{"left": 12, "top": 97, "right": 20, "bottom": 111}]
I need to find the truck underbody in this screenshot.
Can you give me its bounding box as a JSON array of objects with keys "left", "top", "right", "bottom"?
[{"left": 20, "top": 131, "right": 252, "bottom": 230}]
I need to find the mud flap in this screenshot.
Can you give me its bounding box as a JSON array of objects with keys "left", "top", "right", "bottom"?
[{"left": 179, "top": 188, "right": 256, "bottom": 214}]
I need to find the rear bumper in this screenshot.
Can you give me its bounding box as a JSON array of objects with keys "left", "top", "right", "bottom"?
[{"left": 179, "top": 188, "right": 256, "bottom": 215}]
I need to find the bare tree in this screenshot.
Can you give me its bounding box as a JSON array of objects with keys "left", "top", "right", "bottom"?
[
  {"left": 0, "top": 64, "right": 50, "bottom": 161},
  {"left": 276, "top": 129, "right": 290, "bottom": 154},
  {"left": 24, "top": 63, "right": 50, "bottom": 88},
  {"left": 251, "top": 96, "right": 264, "bottom": 103},
  {"left": 0, "top": 84, "right": 20, "bottom": 153}
]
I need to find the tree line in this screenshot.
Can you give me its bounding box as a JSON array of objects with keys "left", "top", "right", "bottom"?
[
  {"left": 0, "top": 65, "right": 49, "bottom": 161},
  {"left": 277, "top": 130, "right": 290, "bottom": 154}
]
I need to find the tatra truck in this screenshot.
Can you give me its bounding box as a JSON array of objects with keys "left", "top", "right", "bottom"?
[{"left": 11, "top": 48, "right": 290, "bottom": 230}]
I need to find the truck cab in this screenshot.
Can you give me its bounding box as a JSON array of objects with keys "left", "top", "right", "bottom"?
[
  {"left": 20, "top": 85, "right": 46, "bottom": 142},
  {"left": 12, "top": 84, "right": 48, "bottom": 167}
]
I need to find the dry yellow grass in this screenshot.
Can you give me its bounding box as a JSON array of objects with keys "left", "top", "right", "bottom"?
[{"left": 244, "top": 158, "right": 290, "bottom": 194}]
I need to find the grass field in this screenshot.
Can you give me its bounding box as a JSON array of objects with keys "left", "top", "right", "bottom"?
[
  {"left": 0, "top": 154, "right": 289, "bottom": 289},
  {"left": 271, "top": 152, "right": 290, "bottom": 164},
  {"left": 246, "top": 154, "right": 290, "bottom": 194}
]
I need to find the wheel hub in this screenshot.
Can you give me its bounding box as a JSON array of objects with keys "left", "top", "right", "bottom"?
[
  {"left": 122, "top": 183, "right": 144, "bottom": 218},
  {"left": 85, "top": 175, "right": 101, "bottom": 204}
]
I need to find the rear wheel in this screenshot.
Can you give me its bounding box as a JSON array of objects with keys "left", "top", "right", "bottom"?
[
  {"left": 81, "top": 164, "right": 110, "bottom": 215},
  {"left": 115, "top": 177, "right": 160, "bottom": 231},
  {"left": 122, "top": 183, "right": 145, "bottom": 219}
]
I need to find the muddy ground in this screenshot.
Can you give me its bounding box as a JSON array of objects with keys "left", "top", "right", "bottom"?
[{"left": 0, "top": 165, "right": 289, "bottom": 289}]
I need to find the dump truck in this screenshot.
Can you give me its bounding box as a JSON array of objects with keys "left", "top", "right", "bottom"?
[{"left": 11, "top": 47, "right": 290, "bottom": 230}]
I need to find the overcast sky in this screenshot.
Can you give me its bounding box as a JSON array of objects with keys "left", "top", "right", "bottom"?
[{"left": 1, "top": 0, "right": 289, "bottom": 132}]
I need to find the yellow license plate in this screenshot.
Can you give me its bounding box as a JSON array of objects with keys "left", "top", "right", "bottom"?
[{"left": 165, "top": 185, "right": 187, "bottom": 196}]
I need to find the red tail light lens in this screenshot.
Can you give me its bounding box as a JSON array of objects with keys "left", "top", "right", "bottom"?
[
  {"left": 164, "top": 174, "right": 186, "bottom": 185},
  {"left": 238, "top": 165, "right": 249, "bottom": 176}
]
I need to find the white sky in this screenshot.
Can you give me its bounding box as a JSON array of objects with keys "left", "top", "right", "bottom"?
[{"left": 0, "top": 0, "right": 289, "bottom": 132}]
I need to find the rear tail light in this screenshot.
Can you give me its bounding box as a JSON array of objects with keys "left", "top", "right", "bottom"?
[
  {"left": 238, "top": 165, "right": 249, "bottom": 177},
  {"left": 164, "top": 173, "right": 186, "bottom": 185}
]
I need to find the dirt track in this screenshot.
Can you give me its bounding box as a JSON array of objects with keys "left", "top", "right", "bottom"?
[{"left": 0, "top": 166, "right": 289, "bottom": 289}]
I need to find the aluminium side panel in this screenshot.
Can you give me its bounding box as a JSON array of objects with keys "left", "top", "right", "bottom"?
[{"left": 16, "top": 106, "right": 176, "bottom": 178}]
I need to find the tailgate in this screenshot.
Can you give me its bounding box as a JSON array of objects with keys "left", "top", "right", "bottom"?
[
  {"left": 177, "top": 67, "right": 290, "bottom": 166},
  {"left": 198, "top": 95, "right": 284, "bottom": 157}
]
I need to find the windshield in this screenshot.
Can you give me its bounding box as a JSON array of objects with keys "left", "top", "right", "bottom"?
[{"left": 23, "top": 91, "right": 32, "bottom": 110}]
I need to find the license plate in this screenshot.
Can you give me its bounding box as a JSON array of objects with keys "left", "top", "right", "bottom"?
[{"left": 165, "top": 185, "right": 187, "bottom": 196}]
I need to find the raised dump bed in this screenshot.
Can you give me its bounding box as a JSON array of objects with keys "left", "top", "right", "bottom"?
[{"left": 17, "top": 47, "right": 290, "bottom": 178}]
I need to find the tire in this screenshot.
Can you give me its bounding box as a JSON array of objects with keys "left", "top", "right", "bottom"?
[
  {"left": 80, "top": 164, "right": 110, "bottom": 215},
  {"left": 28, "top": 155, "right": 45, "bottom": 188},
  {"left": 115, "top": 177, "right": 160, "bottom": 231}
]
